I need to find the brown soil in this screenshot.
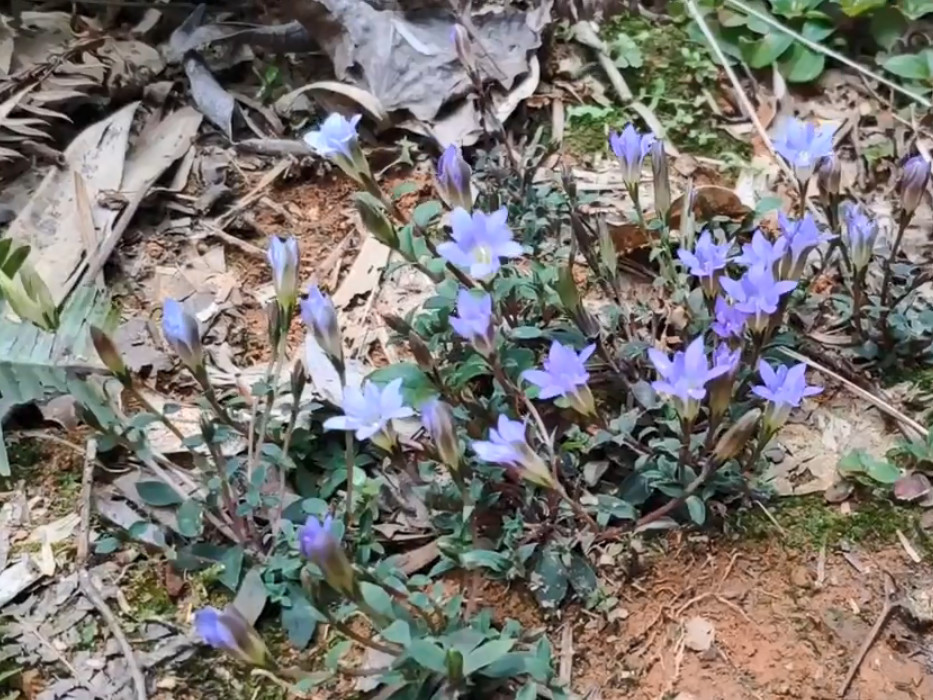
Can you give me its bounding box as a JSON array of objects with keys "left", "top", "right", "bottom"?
[{"left": 470, "top": 539, "right": 933, "bottom": 700}]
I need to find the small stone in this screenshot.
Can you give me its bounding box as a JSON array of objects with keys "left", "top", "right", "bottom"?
[
  {"left": 764, "top": 445, "right": 785, "bottom": 463},
  {"left": 790, "top": 565, "right": 811, "bottom": 589}
]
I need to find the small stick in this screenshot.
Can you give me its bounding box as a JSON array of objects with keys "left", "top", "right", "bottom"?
[
  {"left": 77, "top": 439, "right": 148, "bottom": 700},
  {"left": 838, "top": 573, "right": 898, "bottom": 698}
]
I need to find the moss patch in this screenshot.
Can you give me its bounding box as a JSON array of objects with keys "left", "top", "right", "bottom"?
[
  {"left": 731, "top": 495, "right": 932, "bottom": 554},
  {"left": 565, "top": 15, "right": 751, "bottom": 164}
]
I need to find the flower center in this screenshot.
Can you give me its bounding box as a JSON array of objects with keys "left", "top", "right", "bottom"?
[{"left": 473, "top": 245, "right": 494, "bottom": 267}]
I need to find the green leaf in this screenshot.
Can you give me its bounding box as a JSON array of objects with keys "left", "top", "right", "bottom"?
[
  {"left": 479, "top": 652, "right": 529, "bottom": 678},
  {"left": 608, "top": 33, "right": 643, "bottom": 69},
  {"left": 367, "top": 362, "right": 435, "bottom": 405},
  {"left": 325, "top": 640, "right": 351, "bottom": 669},
  {"left": 459, "top": 549, "right": 510, "bottom": 572},
  {"left": 391, "top": 182, "right": 419, "bottom": 200},
  {"left": 780, "top": 43, "right": 825, "bottom": 82},
  {"left": 531, "top": 546, "right": 568, "bottom": 609},
  {"left": 176, "top": 499, "right": 203, "bottom": 538},
  {"left": 94, "top": 535, "right": 121, "bottom": 554},
  {"left": 871, "top": 8, "right": 908, "bottom": 51},
  {"left": 359, "top": 581, "right": 394, "bottom": 617},
  {"left": 898, "top": 0, "right": 933, "bottom": 20},
  {"left": 839, "top": 0, "right": 886, "bottom": 16},
  {"left": 380, "top": 619, "right": 411, "bottom": 646},
  {"left": 882, "top": 52, "right": 932, "bottom": 81},
  {"left": 838, "top": 450, "right": 902, "bottom": 484},
  {"left": 739, "top": 33, "right": 793, "bottom": 68},
  {"left": 463, "top": 639, "right": 516, "bottom": 675},
  {"left": 218, "top": 546, "right": 245, "bottom": 591},
  {"left": 509, "top": 326, "right": 545, "bottom": 340},
  {"left": 136, "top": 480, "right": 183, "bottom": 507},
  {"left": 686, "top": 495, "right": 707, "bottom": 525},
  {"left": 568, "top": 554, "right": 598, "bottom": 597},
  {"left": 282, "top": 586, "right": 318, "bottom": 649},
  {"left": 408, "top": 639, "right": 447, "bottom": 673},
  {"left": 800, "top": 19, "right": 834, "bottom": 42},
  {"left": 0, "top": 245, "right": 30, "bottom": 279},
  {"left": 412, "top": 200, "right": 443, "bottom": 229},
  {"left": 233, "top": 567, "right": 268, "bottom": 625}
]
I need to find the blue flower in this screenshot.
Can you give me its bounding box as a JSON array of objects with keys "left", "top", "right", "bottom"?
[
  {"left": 776, "top": 212, "right": 833, "bottom": 280},
  {"left": 841, "top": 202, "right": 879, "bottom": 272},
  {"left": 752, "top": 360, "right": 822, "bottom": 432},
  {"left": 734, "top": 230, "right": 786, "bottom": 269},
  {"left": 300, "top": 285, "right": 343, "bottom": 365},
  {"left": 449, "top": 289, "right": 495, "bottom": 356},
  {"left": 436, "top": 144, "right": 473, "bottom": 211},
  {"left": 609, "top": 124, "right": 655, "bottom": 186},
  {"left": 303, "top": 113, "right": 361, "bottom": 159},
  {"left": 162, "top": 299, "right": 202, "bottom": 372},
  {"left": 323, "top": 378, "right": 415, "bottom": 451},
  {"left": 773, "top": 117, "right": 836, "bottom": 183},
  {"left": 472, "top": 415, "right": 555, "bottom": 489},
  {"left": 647, "top": 336, "right": 732, "bottom": 421},
  {"left": 437, "top": 207, "right": 522, "bottom": 280},
  {"left": 193, "top": 605, "right": 270, "bottom": 667},
  {"left": 522, "top": 341, "right": 597, "bottom": 416},
  {"left": 298, "top": 514, "right": 357, "bottom": 597},
  {"left": 267, "top": 236, "right": 299, "bottom": 308},
  {"left": 677, "top": 230, "right": 733, "bottom": 296},
  {"left": 719, "top": 265, "right": 797, "bottom": 333},
  {"left": 711, "top": 297, "right": 748, "bottom": 341}
]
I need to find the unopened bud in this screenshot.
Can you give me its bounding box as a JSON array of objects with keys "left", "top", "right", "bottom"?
[
  {"left": 421, "top": 398, "right": 460, "bottom": 473},
  {"left": 353, "top": 193, "right": 398, "bottom": 249},
  {"left": 560, "top": 163, "right": 577, "bottom": 200},
  {"left": 193, "top": 605, "right": 273, "bottom": 669},
  {"left": 199, "top": 413, "right": 216, "bottom": 444},
  {"left": 815, "top": 154, "right": 840, "bottom": 203},
  {"left": 446, "top": 648, "right": 464, "bottom": 682},
  {"left": 0, "top": 265, "right": 57, "bottom": 330},
  {"left": 266, "top": 236, "right": 299, "bottom": 312},
  {"left": 711, "top": 409, "right": 761, "bottom": 464},
  {"left": 409, "top": 331, "right": 435, "bottom": 373},
  {"left": 300, "top": 285, "right": 344, "bottom": 369},
  {"left": 290, "top": 362, "right": 307, "bottom": 401},
  {"left": 266, "top": 299, "right": 285, "bottom": 350},
  {"left": 651, "top": 139, "right": 671, "bottom": 221},
  {"left": 899, "top": 155, "right": 930, "bottom": 217},
  {"left": 595, "top": 216, "right": 617, "bottom": 278},
  {"left": 90, "top": 326, "right": 130, "bottom": 384},
  {"left": 298, "top": 514, "right": 358, "bottom": 599},
  {"left": 436, "top": 144, "right": 473, "bottom": 212},
  {"left": 450, "top": 24, "right": 475, "bottom": 74},
  {"left": 679, "top": 181, "right": 697, "bottom": 251}
]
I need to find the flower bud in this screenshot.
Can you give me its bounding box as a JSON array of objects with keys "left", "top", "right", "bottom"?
[
  {"left": 290, "top": 361, "right": 307, "bottom": 402},
  {"left": 0, "top": 266, "right": 57, "bottom": 330},
  {"left": 193, "top": 605, "right": 273, "bottom": 668},
  {"left": 408, "top": 331, "right": 435, "bottom": 373},
  {"left": 436, "top": 144, "right": 473, "bottom": 212},
  {"left": 815, "top": 154, "right": 840, "bottom": 205},
  {"left": 560, "top": 163, "right": 577, "bottom": 201},
  {"left": 199, "top": 413, "right": 216, "bottom": 444},
  {"left": 711, "top": 409, "right": 761, "bottom": 464},
  {"left": 90, "top": 326, "right": 130, "bottom": 384},
  {"left": 266, "top": 236, "right": 299, "bottom": 311},
  {"left": 450, "top": 24, "right": 475, "bottom": 74},
  {"left": 899, "top": 155, "right": 930, "bottom": 217},
  {"left": 300, "top": 285, "right": 344, "bottom": 369},
  {"left": 162, "top": 299, "right": 203, "bottom": 373},
  {"left": 556, "top": 263, "right": 598, "bottom": 337},
  {"left": 353, "top": 192, "right": 398, "bottom": 249},
  {"left": 651, "top": 139, "right": 671, "bottom": 221},
  {"left": 382, "top": 313, "right": 412, "bottom": 336},
  {"left": 421, "top": 398, "right": 460, "bottom": 473},
  {"left": 299, "top": 515, "right": 358, "bottom": 599}
]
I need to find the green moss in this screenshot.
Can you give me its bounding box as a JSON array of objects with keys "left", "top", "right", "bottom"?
[
  {"left": 124, "top": 565, "right": 176, "bottom": 619},
  {"left": 565, "top": 14, "right": 751, "bottom": 163},
  {"left": 731, "top": 495, "right": 932, "bottom": 554}
]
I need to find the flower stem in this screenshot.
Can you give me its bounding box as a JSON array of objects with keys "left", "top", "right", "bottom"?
[
  {"left": 556, "top": 484, "right": 599, "bottom": 532},
  {"left": 343, "top": 431, "right": 355, "bottom": 529},
  {"left": 322, "top": 609, "right": 401, "bottom": 656},
  {"left": 851, "top": 267, "right": 867, "bottom": 340},
  {"left": 269, "top": 384, "right": 302, "bottom": 544},
  {"left": 880, "top": 212, "right": 909, "bottom": 307}
]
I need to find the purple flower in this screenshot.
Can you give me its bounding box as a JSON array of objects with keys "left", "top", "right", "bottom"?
[
  {"left": 719, "top": 265, "right": 797, "bottom": 333},
  {"left": 841, "top": 202, "right": 878, "bottom": 272},
  {"left": 298, "top": 515, "right": 357, "bottom": 597},
  {"left": 267, "top": 236, "right": 299, "bottom": 308},
  {"left": 436, "top": 144, "right": 473, "bottom": 211},
  {"left": 816, "top": 153, "right": 840, "bottom": 199},
  {"left": 713, "top": 343, "right": 740, "bottom": 375},
  {"left": 300, "top": 285, "right": 343, "bottom": 365},
  {"left": 711, "top": 297, "right": 748, "bottom": 341},
  {"left": 677, "top": 230, "right": 733, "bottom": 296},
  {"left": 437, "top": 207, "right": 522, "bottom": 280},
  {"left": 772, "top": 117, "right": 836, "bottom": 183},
  {"left": 421, "top": 398, "right": 460, "bottom": 472},
  {"left": 647, "top": 336, "right": 732, "bottom": 420},
  {"left": 472, "top": 415, "right": 555, "bottom": 489},
  {"left": 609, "top": 124, "right": 655, "bottom": 186},
  {"left": 522, "top": 341, "right": 597, "bottom": 416},
  {"left": 776, "top": 212, "right": 833, "bottom": 280},
  {"left": 322, "top": 378, "right": 415, "bottom": 451},
  {"left": 708, "top": 342, "right": 741, "bottom": 421},
  {"left": 734, "top": 230, "right": 786, "bottom": 269},
  {"left": 752, "top": 360, "right": 822, "bottom": 432},
  {"left": 899, "top": 155, "right": 930, "bottom": 216},
  {"left": 194, "top": 605, "right": 270, "bottom": 667},
  {"left": 449, "top": 289, "right": 495, "bottom": 356},
  {"left": 303, "top": 113, "right": 361, "bottom": 159},
  {"left": 162, "top": 299, "right": 202, "bottom": 372}
]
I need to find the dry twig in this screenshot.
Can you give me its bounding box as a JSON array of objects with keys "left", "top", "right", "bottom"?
[
  {"left": 76, "top": 439, "right": 148, "bottom": 700},
  {"left": 838, "top": 573, "right": 898, "bottom": 697}
]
